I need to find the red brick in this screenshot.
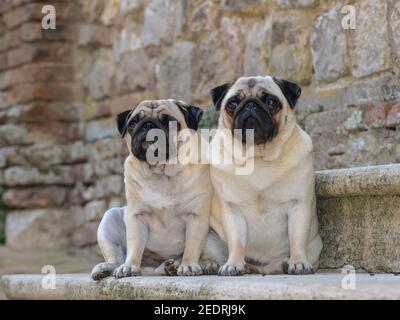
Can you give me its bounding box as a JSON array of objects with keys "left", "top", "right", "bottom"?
[
  {"left": 26, "top": 121, "right": 83, "bottom": 143},
  {"left": 8, "top": 64, "right": 74, "bottom": 85},
  {"left": 9, "top": 82, "right": 76, "bottom": 104},
  {"left": 386, "top": 102, "right": 400, "bottom": 128},
  {"left": 2, "top": 186, "right": 67, "bottom": 208}
]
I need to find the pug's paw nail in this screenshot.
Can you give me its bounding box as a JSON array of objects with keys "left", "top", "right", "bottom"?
[
  {"left": 177, "top": 263, "right": 203, "bottom": 276},
  {"left": 113, "top": 263, "right": 141, "bottom": 278},
  {"left": 283, "top": 259, "right": 314, "bottom": 275},
  {"left": 218, "top": 263, "right": 246, "bottom": 276}
]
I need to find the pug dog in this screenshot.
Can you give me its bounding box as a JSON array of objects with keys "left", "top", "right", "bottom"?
[
  {"left": 202, "top": 75, "right": 322, "bottom": 275},
  {"left": 91, "top": 99, "right": 214, "bottom": 280}
]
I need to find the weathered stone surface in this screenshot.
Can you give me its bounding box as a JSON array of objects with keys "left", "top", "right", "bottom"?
[
  {"left": 112, "top": 26, "right": 141, "bottom": 60},
  {"left": 5, "top": 209, "right": 73, "bottom": 249},
  {"left": 78, "top": 25, "right": 113, "bottom": 47},
  {"left": 94, "top": 175, "right": 124, "bottom": 199},
  {"left": 316, "top": 164, "right": 400, "bottom": 272},
  {"left": 100, "top": 0, "right": 120, "bottom": 26},
  {"left": 220, "top": 0, "right": 268, "bottom": 14},
  {"left": 2, "top": 187, "right": 67, "bottom": 209},
  {"left": 244, "top": 17, "right": 272, "bottom": 76},
  {"left": 349, "top": 0, "right": 391, "bottom": 78},
  {"left": 141, "top": 0, "right": 184, "bottom": 47},
  {"left": 119, "top": 0, "right": 141, "bottom": 14},
  {"left": 270, "top": 15, "right": 312, "bottom": 84},
  {"left": 297, "top": 74, "right": 400, "bottom": 115},
  {"left": 86, "top": 52, "right": 115, "bottom": 100},
  {"left": 311, "top": 4, "right": 349, "bottom": 83},
  {"left": 72, "top": 222, "right": 99, "bottom": 247},
  {"left": 304, "top": 102, "right": 400, "bottom": 170},
  {"left": 84, "top": 200, "right": 107, "bottom": 222},
  {"left": 85, "top": 118, "right": 118, "bottom": 141},
  {"left": 188, "top": 1, "right": 220, "bottom": 36},
  {"left": 156, "top": 42, "right": 194, "bottom": 102},
  {"left": 0, "top": 124, "right": 27, "bottom": 147},
  {"left": 115, "top": 50, "right": 156, "bottom": 95},
  {"left": 3, "top": 273, "right": 400, "bottom": 300},
  {"left": 3, "top": 166, "right": 75, "bottom": 187},
  {"left": 388, "top": 0, "right": 400, "bottom": 69},
  {"left": 274, "top": 0, "right": 318, "bottom": 8},
  {"left": 192, "top": 17, "right": 244, "bottom": 102}
]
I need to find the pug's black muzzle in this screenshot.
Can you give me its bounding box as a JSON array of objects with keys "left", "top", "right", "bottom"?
[
  {"left": 232, "top": 97, "right": 278, "bottom": 145},
  {"left": 130, "top": 117, "right": 170, "bottom": 162}
]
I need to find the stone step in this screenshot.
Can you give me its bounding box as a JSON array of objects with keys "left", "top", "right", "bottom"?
[
  {"left": 315, "top": 164, "right": 400, "bottom": 273},
  {"left": 2, "top": 273, "right": 400, "bottom": 300}
]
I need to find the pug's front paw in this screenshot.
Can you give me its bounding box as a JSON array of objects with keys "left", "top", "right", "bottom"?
[
  {"left": 200, "top": 259, "right": 219, "bottom": 275},
  {"left": 283, "top": 258, "right": 314, "bottom": 275},
  {"left": 177, "top": 262, "right": 203, "bottom": 276},
  {"left": 218, "top": 262, "right": 247, "bottom": 276},
  {"left": 91, "top": 262, "right": 117, "bottom": 281},
  {"left": 113, "top": 263, "right": 141, "bottom": 278}
]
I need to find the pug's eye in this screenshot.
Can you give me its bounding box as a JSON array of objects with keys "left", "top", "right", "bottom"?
[
  {"left": 226, "top": 99, "right": 238, "bottom": 115},
  {"left": 266, "top": 98, "right": 281, "bottom": 112},
  {"left": 127, "top": 119, "right": 137, "bottom": 131}
]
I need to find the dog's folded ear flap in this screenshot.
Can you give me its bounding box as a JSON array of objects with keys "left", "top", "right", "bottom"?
[
  {"left": 272, "top": 77, "right": 302, "bottom": 109},
  {"left": 116, "top": 109, "right": 133, "bottom": 138},
  {"left": 176, "top": 102, "right": 204, "bottom": 131},
  {"left": 209, "top": 81, "right": 234, "bottom": 111}
]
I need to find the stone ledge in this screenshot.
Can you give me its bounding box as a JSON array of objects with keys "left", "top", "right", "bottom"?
[
  {"left": 2, "top": 273, "right": 400, "bottom": 300},
  {"left": 316, "top": 164, "right": 400, "bottom": 197}
]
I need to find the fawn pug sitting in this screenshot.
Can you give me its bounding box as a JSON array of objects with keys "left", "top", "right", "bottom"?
[
  {"left": 91, "top": 99, "right": 213, "bottom": 280},
  {"left": 201, "top": 75, "right": 322, "bottom": 275}
]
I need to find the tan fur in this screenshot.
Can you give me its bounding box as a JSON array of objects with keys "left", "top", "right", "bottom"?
[
  {"left": 91, "top": 100, "right": 212, "bottom": 279},
  {"left": 203, "top": 76, "right": 323, "bottom": 275}
]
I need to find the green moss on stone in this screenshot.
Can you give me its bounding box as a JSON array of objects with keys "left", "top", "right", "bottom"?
[
  {"left": 199, "top": 109, "right": 219, "bottom": 129},
  {"left": 0, "top": 187, "right": 9, "bottom": 244}
]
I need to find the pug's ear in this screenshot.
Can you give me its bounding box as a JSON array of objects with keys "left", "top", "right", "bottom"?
[
  {"left": 176, "top": 102, "right": 204, "bottom": 131},
  {"left": 116, "top": 109, "right": 133, "bottom": 138},
  {"left": 272, "top": 77, "right": 302, "bottom": 109},
  {"left": 209, "top": 81, "right": 234, "bottom": 111}
]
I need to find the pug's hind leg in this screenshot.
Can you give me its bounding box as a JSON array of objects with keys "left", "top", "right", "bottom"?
[{"left": 91, "top": 207, "right": 126, "bottom": 281}]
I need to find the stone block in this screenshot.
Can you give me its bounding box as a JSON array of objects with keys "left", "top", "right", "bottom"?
[
  {"left": 2, "top": 187, "right": 67, "bottom": 209},
  {"left": 270, "top": 15, "right": 313, "bottom": 84},
  {"left": 85, "top": 117, "right": 118, "bottom": 141},
  {"left": 220, "top": 0, "right": 269, "bottom": 14},
  {"left": 311, "top": 4, "right": 349, "bottom": 83},
  {"left": 141, "top": 0, "right": 184, "bottom": 47},
  {"left": 84, "top": 200, "right": 107, "bottom": 222},
  {"left": 349, "top": 0, "right": 391, "bottom": 78},
  {"left": 191, "top": 17, "right": 244, "bottom": 102},
  {"left": 3, "top": 166, "right": 75, "bottom": 187},
  {"left": 274, "top": 0, "right": 318, "bottom": 8},
  {"left": 388, "top": 0, "right": 400, "bottom": 68},
  {"left": 244, "top": 17, "right": 272, "bottom": 76},
  {"left": 72, "top": 222, "right": 99, "bottom": 247},
  {"left": 316, "top": 165, "right": 400, "bottom": 272},
  {"left": 5, "top": 209, "right": 73, "bottom": 249},
  {"left": 156, "top": 42, "right": 194, "bottom": 102},
  {"left": 86, "top": 52, "right": 115, "bottom": 100},
  {"left": 115, "top": 50, "right": 156, "bottom": 95}
]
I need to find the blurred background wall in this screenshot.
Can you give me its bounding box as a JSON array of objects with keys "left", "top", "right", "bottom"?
[{"left": 0, "top": 0, "right": 399, "bottom": 250}]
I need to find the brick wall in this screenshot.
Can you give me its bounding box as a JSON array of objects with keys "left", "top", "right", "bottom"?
[{"left": 0, "top": 0, "right": 399, "bottom": 249}]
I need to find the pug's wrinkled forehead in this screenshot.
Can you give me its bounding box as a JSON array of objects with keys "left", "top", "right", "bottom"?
[
  {"left": 227, "top": 76, "right": 282, "bottom": 99},
  {"left": 129, "top": 99, "right": 183, "bottom": 122},
  {"left": 116, "top": 99, "right": 204, "bottom": 138},
  {"left": 210, "top": 75, "right": 302, "bottom": 111}
]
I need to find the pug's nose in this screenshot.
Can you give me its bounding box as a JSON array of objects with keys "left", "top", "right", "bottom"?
[{"left": 245, "top": 101, "right": 258, "bottom": 110}]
